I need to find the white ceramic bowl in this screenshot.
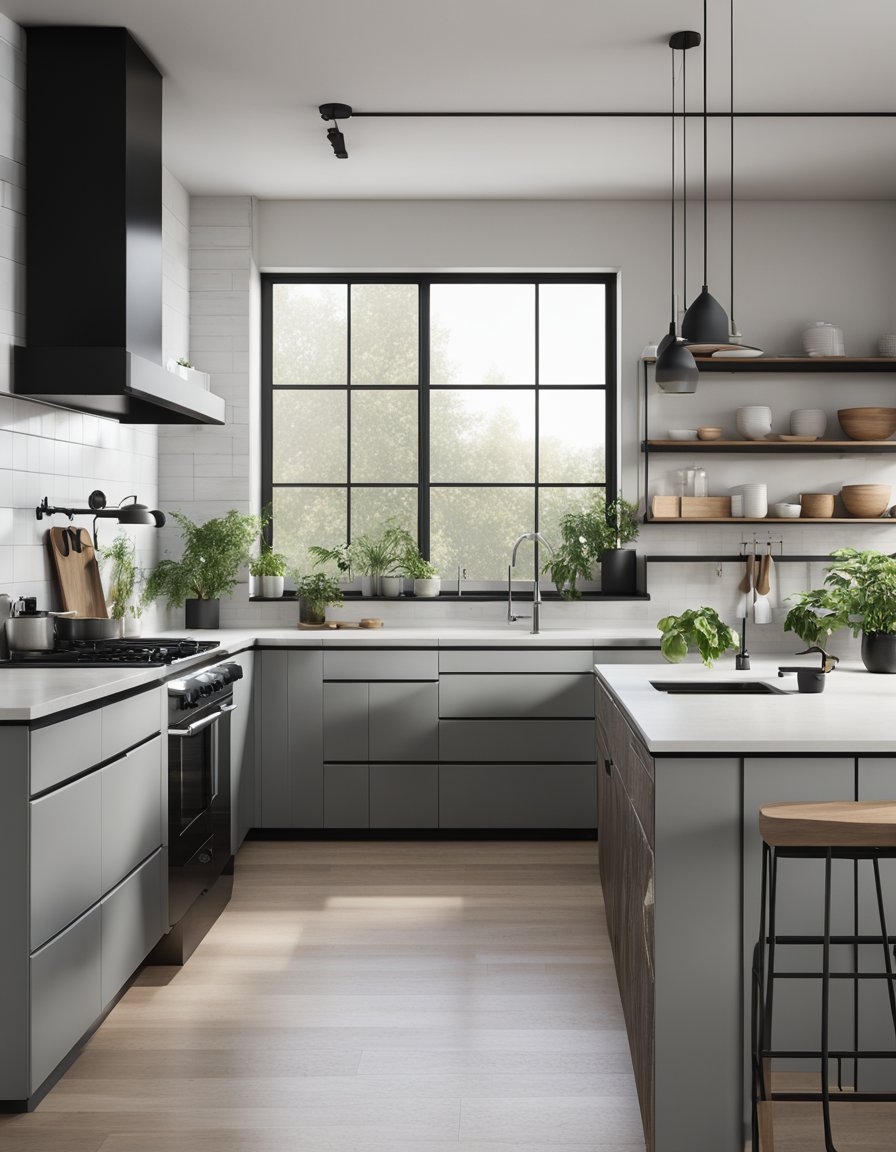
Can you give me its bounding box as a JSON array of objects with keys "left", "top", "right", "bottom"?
[
  {"left": 667, "top": 429, "right": 698, "bottom": 440},
  {"left": 736, "top": 406, "right": 773, "bottom": 441},
  {"left": 878, "top": 335, "right": 896, "bottom": 357},
  {"left": 790, "top": 408, "right": 827, "bottom": 437},
  {"left": 771, "top": 502, "right": 801, "bottom": 518}
]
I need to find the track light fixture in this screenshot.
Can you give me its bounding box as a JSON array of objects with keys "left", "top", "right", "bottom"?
[{"left": 319, "top": 103, "right": 352, "bottom": 158}]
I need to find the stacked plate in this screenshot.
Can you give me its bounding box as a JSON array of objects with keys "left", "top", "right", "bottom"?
[
  {"left": 790, "top": 408, "right": 827, "bottom": 437},
  {"left": 736, "top": 406, "right": 772, "bottom": 441},
  {"left": 740, "top": 483, "right": 768, "bottom": 518}
]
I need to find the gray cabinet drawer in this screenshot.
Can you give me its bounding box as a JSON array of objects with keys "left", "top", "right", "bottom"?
[
  {"left": 369, "top": 681, "right": 438, "bottom": 761},
  {"left": 439, "top": 673, "right": 594, "bottom": 719},
  {"left": 439, "top": 719, "right": 594, "bottom": 762},
  {"left": 100, "top": 849, "right": 163, "bottom": 1010},
  {"left": 370, "top": 763, "right": 438, "bottom": 828},
  {"left": 100, "top": 735, "right": 163, "bottom": 893},
  {"left": 439, "top": 763, "right": 596, "bottom": 829},
  {"left": 439, "top": 649, "right": 595, "bottom": 674},
  {"left": 30, "top": 711, "right": 102, "bottom": 795},
  {"left": 30, "top": 772, "right": 102, "bottom": 950},
  {"left": 593, "top": 649, "right": 663, "bottom": 665},
  {"left": 102, "top": 690, "right": 160, "bottom": 762},
  {"left": 30, "top": 904, "right": 101, "bottom": 1090},
  {"left": 323, "top": 682, "right": 368, "bottom": 761},
  {"left": 324, "top": 649, "right": 438, "bottom": 681},
  {"left": 324, "top": 763, "right": 369, "bottom": 827}
]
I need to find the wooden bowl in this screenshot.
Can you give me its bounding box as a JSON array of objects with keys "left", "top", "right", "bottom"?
[
  {"left": 697, "top": 426, "right": 724, "bottom": 440},
  {"left": 837, "top": 407, "right": 896, "bottom": 441},
  {"left": 800, "top": 493, "right": 835, "bottom": 518},
  {"left": 840, "top": 483, "right": 891, "bottom": 518}
]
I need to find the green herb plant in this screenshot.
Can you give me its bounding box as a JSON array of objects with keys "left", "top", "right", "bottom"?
[
  {"left": 249, "top": 539, "right": 288, "bottom": 579},
  {"left": 545, "top": 493, "right": 640, "bottom": 600},
  {"left": 100, "top": 531, "right": 138, "bottom": 621},
  {"left": 785, "top": 548, "right": 896, "bottom": 644},
  {"left": 657, "top": 607, "right": 740, "bottom": 667},
  {"left": 176, "top": 357, "right": 193, "bottom": 368},
  {"left": 293, "top": 571, "right": 344, "bottom": 624},
  {"left": 144, "top": 508, "right": 262, "bottom": 606}
]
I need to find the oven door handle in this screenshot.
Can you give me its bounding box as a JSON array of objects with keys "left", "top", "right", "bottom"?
[{"left": 168, "top": 701, "right": 236, "bottom": 738}]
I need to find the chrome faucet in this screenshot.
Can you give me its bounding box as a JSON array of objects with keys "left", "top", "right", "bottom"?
[{"left": 507, "top": 531, "right": 554, "bottom": 635}]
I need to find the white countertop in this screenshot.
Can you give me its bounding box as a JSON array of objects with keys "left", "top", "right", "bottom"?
[
  {"left": 596, "top": 659, "right": 896, "bottom": 755},
  {"left": 0, "top": 624, "right": 661, "bottom": 722}
]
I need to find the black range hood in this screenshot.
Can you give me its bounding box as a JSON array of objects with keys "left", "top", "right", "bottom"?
[{"left": 15, "top": 27, "right": 224, "bottom": 425}]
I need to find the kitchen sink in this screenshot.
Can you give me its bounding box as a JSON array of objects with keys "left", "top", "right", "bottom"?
[{"left": 650, "top": 680, "right": 786, "bottom": 695}]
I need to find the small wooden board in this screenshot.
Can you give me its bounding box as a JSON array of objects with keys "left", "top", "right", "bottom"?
[
  {"left": 680, "top": 496, "right": 733, "bottom": 518},
  {"left": 47, "top": 527, "right": 109, "bottom": 617},
  {"left": 296, "top": 619, "right": 386, "bottom": 630}
]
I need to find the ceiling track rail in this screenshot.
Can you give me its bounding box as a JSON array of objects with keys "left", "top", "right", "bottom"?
[{"left": 351, "top": 111, "right": 896, "bottom": 119}]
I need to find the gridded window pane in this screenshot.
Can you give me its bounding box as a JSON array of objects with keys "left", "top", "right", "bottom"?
[
  {"left": 430, "top": 487, "right": 535, "bottom": 582},
  {"left": 273, "top": 391, "right": 346, "bottom": 483},
  {"left": 273, "top": 487, "right": 347, "bottom": 575},
  {"left": 430, "top": 284, "right": 534, "bottom": 386},
  {"left": 351, "top": 391, "right": 418, "bottom": 483},
  {"left": 272, "top": 284, "right": 346, "bottom": 386},
  {"left": 539, "top": 390, "right": 606, "bottom": 483},
  {"left": 350, "top": 285, "right": 418, "bottom": 386},
  {"left": 430, "top": 390, "right": 534, "bottom": 484},
  {"left": 539, "top": 284, "right": 606, "bottom": 385},
  {"left": 352, "top": 487, "right": 417, "bottom": 542},
  {"left": 538, "top": 487, "right": 604, "bottom": 568}
]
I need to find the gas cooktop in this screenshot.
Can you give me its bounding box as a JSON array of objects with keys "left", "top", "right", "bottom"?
[{"left": 6, "top": 638, "right": 220, "bottom": 667}]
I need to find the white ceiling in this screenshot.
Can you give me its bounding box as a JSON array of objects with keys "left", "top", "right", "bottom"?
[{"left": 7, "top": 0, "right": 896, "bottom": 199}]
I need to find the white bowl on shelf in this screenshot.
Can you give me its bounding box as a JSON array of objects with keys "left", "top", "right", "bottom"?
[
  {"left": 667, "top": 429, "right": 698, "bottom": 441},
  {"left": 771, "top": 502, "right": 801, "bottom": 518},
  {"left": 790, "top": 408, "right": 827, "bottom": 437},
  {"left": 736, "top": 406, "right": 772, "bottom": 441}
]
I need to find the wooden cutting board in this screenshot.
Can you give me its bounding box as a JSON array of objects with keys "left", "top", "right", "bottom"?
[{"left": 47, "top": 527, "right": 109, "bottom": 618}]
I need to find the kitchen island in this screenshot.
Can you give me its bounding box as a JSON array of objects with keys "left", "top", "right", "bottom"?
[{"left": 595, "top": 659, "right": 896, "bottom": 1152}]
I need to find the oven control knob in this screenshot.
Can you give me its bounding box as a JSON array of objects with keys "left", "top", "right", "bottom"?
[
  {"left": 197, "top": 850, "right": 212, "bottom": 865},
  {"left": 182, "top": 687, "right": 201, "bottom": 708},
  {"left": 225, "top": 663, "right": 243, "bottom": 684},
  {"left": 199, "top": 681, "right": 215, "bottom": 697}
]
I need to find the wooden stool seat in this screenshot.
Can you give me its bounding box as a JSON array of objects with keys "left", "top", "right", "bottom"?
[{"left": 759, "top": 800, "right": 896, "bottom": 848}]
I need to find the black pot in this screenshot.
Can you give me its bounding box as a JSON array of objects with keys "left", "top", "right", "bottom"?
[
  {"left": 185, "top": 598, "right": 220, "bottom": 630},
  {"left": 796, "top": 669, "right": 826, "bottom": 693},
  {"left": 860, "top": 631, "right": 896, "bottom": 674},
  {"left": 601, "top": 549, "right": 637, "bottom": 595},
  {"left": 55, "top": 615, "right": 119, "bottom": 643}
]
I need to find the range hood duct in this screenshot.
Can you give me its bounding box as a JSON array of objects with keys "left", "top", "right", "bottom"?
[{"left": 15, "top": 27, "right": 224, "bottom": 425}]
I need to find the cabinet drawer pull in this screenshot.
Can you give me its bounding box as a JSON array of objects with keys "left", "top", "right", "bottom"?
[{"left": 604, "top": 757, "right": 614, "bottom": 776}]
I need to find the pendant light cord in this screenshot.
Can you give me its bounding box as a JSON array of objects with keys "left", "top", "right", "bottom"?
[
  {"left": 670, "top": 47, "right": 676, "bottom": 325},
  {"left": 729, "top": 0, "right": 736, "bottom": 333},
  {"left": 682, "top": 47, "right": 687, "bottom": 312},
  {"left": 702, "top": 0, "right": 709, "bottom": 286}
]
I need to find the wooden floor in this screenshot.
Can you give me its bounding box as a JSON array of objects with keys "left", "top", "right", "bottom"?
[
  {"left": 2, "top": 840, "right": 893, "bottom": 1151},
  {"left": 0, "top": 841, "right": 644, "bottom": 1152}
]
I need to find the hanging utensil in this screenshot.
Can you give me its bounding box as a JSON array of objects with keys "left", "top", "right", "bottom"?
[{"left": 754, "top": 545, "right": 773, "bottom": 624}]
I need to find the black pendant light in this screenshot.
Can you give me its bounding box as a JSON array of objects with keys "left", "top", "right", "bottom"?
[
  {"left": 681, "top": 0, "right": 730, "bottom": 347},
  {"left": 656, "top": 31, "right": 700, "bottom": 392}
]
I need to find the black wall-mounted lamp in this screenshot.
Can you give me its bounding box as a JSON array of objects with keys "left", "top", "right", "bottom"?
[
  {"left": 319, "top": 103, "right": 352, "bottom": 158},
  {"left": 37, "top": 490, "right": 166, "bottom": 548}
]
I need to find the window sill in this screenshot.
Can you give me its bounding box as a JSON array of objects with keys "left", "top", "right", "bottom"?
[{"left": 249, "top": 592, "right": 650, "bottom": 603}]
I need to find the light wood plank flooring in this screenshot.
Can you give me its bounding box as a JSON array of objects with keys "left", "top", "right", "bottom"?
[{"left": 0, "top": 841, "right": 643, "bottom": 1151}]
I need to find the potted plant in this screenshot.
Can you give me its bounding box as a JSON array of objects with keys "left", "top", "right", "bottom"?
[
  {"left": 308, "top": 542, "right": 354, "bottom": 586},
  {"left": 100, "top": 531, "right": 138, "bottom": 635},
  {"left": 402, "top": 548, "right": 441, "bottom": 598},
  {"left": 600, "top": 495, "right": 641, "bottom": 595},
  {"left": 294, "top": 571, "right": 344, "bottom": 624},
  {"left": 143, "top": 508, "right": 261, "bottom": 629},
  {"left": 545, "top": 493, "right": 639, "bottom": 599},
  {"left": 657, "top": 607, "right": 740, "bottom": 667},
  {"left": 784, "top": 548, "right": 896, "bottom": 673},
  {"left": 250, "top": 539, "right": 288, "bottom": 598}
]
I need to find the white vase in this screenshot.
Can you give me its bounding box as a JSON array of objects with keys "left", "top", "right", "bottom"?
[
  {"left": 379, "top": 576, "right": 403, "bottom": 598},
  {"left": 359, "top": 575, "right": 376, "bottom": 597},
  {"left": 413, "top": 577, "right": 441, "bottom": 598},
  {"left": 260, "top": 574, "right": 284, "bottom": 598},
  {"left": 123, "top": 613, "right": 142, "bottom": 638}
]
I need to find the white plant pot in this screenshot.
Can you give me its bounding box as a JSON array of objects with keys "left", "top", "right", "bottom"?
[
  {"left": 379, "top": 575, "right": 403, "bottom": 598},
  {"left": 359, "top": 575, "right": 376, "bottom": 597},
  {"left": 413, "top": 577, "right": 441, "bottom": 598},
  {"left": 260, "top": 574, "right": 285, "bottom": 598},
  {"left": 123, "top": 613, "right": 142, "bottom": 638}
]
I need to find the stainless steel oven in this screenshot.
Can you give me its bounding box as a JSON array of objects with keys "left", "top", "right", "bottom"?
[{"left": 151, "top": 660, "right": 243, "bottom": 964}]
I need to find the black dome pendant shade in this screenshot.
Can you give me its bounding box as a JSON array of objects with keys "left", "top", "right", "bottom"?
[{"left": 681, "top": 0, "right": 729, "bottom": 347}]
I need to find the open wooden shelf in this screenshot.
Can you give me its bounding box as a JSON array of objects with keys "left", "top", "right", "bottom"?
[
  {"left": 644, "top": 439, "right": 896, "bottom": 453},
  {"left": 646, "top": 516, "right": 895, "bottom": 525},
  {"left": 643, "top": 356, "right": 896, "bottom": 373}
]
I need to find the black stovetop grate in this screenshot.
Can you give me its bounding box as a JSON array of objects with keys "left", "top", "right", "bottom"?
[{"left": 7, "top": 638, "right": 220, "bottom": 667}]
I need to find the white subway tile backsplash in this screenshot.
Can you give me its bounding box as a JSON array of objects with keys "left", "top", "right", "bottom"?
[
  {"left": 190, "top": 225, "right": 252, "bottom": 248},
  {"left": 191, "top": 197, "right": 252, "bottom": 227},
  {"left": 0, "top": 505, "right": 11, "bottom": 545},
  {"left": 190, "top": 292, "right": 250, "bottom": 317},
  {"left": 190, "top": 247, "right": 252, "bottom": 271}
]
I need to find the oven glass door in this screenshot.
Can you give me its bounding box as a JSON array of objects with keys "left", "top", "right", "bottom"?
[{"left": 171, "top": 720, "right": 216, "bottom": 834}]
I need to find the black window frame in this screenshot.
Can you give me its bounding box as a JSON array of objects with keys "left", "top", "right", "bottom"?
[{"left": 261, "top": 271, "right": 618, "bottom": 590}]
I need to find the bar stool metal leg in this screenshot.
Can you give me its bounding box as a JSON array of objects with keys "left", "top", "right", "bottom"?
[
  {"left": 871, "top": 854, "right": 896, "bottom": 1041},
  {"left": 821, "top": 848, "right": 839, "bottom": 1152}
]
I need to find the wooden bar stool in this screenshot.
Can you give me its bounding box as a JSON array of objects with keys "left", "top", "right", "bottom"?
[{"left": 752, "top": 801, "right": 896, "bottom": 1152}]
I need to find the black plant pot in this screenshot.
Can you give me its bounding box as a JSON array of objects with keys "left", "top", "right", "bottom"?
[
  {"left": 860, "top": 631, "right": 896, "bottom": 674},
  {"left": 185, "top": 598, "right": 220, "bottom": 630},
  {"left": 600, "top": 549, "right": 637, "bottom": 596}
]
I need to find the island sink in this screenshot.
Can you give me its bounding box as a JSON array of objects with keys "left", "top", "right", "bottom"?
[{"left": 650, "top": 680, "right": 786, "bottom": 695}]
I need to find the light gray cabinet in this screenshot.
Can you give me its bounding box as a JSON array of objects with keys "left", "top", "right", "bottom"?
[
  {"left": 370, "top": 762, "right": 438, "bottom": 828},
  {"left": 439, "top": 761, "right": 594, "bottom": 828},
  {"left": 439, "top": 672, "right": 593, "bottom": 718},
  {"left": 324, "top": 762, "right": 369, "bottom": 827},
  {"left": 370, "top": 681, "right": 438, "bottom": 761},
  {"left": 258, "top": 649, "right": 324, "bottom": 828},
  {"left": 439, "top": 718, "right": 594, "bottom": 763},
  {"left": 323, "top": 681, "right": 369, "bottom": 762},
  {"left": 229, "top": 650, "right": 256, "bottom": 848},
  {"left": 0, "top": 684, "right": 165, "bottom": 1107}
]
